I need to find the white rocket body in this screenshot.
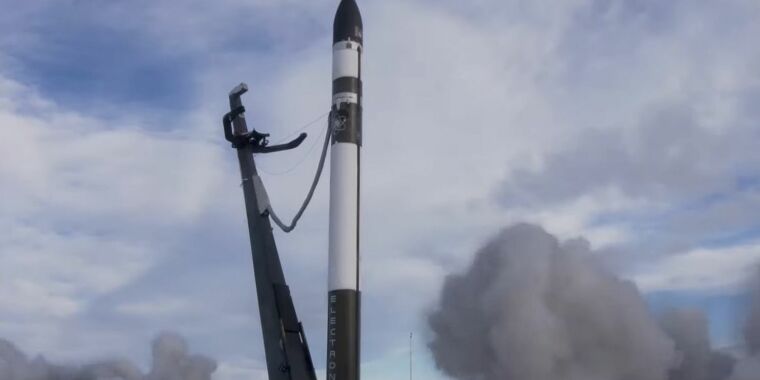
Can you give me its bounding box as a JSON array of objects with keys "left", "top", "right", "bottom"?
[{"left": 327, "top": 1, "right": 363, "bottom": 380}]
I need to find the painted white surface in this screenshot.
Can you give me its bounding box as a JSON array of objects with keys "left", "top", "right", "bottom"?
[
  {"left": 333, "top": 92, "right": 359, "bottom": 106},
  {"left": 332, "top": 42, "right": 361, "bottom": 80},
  {"left": 328, "top": 143, "right": 360, "bottom": 291}
]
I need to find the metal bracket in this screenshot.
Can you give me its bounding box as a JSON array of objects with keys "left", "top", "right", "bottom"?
[{"left": 223, "top": 87, "right": 307, "bottom": 153}]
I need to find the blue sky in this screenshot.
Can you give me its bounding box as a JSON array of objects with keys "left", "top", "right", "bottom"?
[{"left": 1, "top": 0, "right": 759, "bottom": 379}]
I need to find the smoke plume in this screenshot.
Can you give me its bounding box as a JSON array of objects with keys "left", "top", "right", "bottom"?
[
  {"left": 744, "top": 268, "right": 760, "bottom": 355},
  {"left": 428, "top": 223, "right": 760, "bottom": 380},
  {"left": 428, "top": 224, "right": 675, "bottom": 380},
  {"left": 659, "top": 309, "right": 735, "bottom": 380},
  {"left": 730, "top": 268, "right": 760, "bottom": 380},
  {"left": 0, "top": 332, "right": 216, "bottom": 380}
]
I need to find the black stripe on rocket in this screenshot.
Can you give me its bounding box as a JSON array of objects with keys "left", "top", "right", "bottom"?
[
  {"left": 332, "top": 105, "right": 362, "bottom": 145},
  {"left": 332, "top": 68, "right": 362, "bottom": 146},
  {"left": 327, "top": 290, "right": 360, "bottom": 380}
]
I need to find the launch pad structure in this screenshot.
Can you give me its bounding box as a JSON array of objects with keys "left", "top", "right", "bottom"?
[{"left": 221, "top": 2, "right": 364, "bottom": 380}]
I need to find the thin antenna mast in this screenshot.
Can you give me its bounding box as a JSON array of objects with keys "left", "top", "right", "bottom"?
[{"left": 409, "top": 332, "right": 413, "bottom": 380}]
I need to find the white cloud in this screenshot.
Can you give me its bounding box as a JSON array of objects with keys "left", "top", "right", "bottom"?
[
  {"left": 0, "top": 79, "right": 233, "bottom": 226},
  {"left": 0, "top": 74, "right": 244, "bottom": 365},
  {"left": 115, "top": 298, "right": 192, "bottom": 318},
  {"left": 0, "top": 223, "right": 154, "bottom": 314},
  {"left": 632, "top": 243, "right": 760, "bottom": 293}
]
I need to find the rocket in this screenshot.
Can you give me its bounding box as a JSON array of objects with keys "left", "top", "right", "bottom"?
[{"left": 327, "top": 1, "right": 363, "bottom": 380}]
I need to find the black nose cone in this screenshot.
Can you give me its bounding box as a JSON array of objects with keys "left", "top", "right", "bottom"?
[{"left": 334, "top": 0, "right": 363, "bottom": 44}]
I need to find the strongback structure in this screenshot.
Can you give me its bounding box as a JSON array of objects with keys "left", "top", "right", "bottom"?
[
  {"left": 224, "top": 84, "right": 316, "bottom": 380},
  {"left": 222, "top": 2, "right": 363, "bottom": 380},
  {"left": 327, "top": 1, "right": 363, "bottom": 380}
]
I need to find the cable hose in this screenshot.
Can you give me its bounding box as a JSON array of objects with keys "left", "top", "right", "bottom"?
[{"left": 266, "top": 112, "right": 337, "bottom": 233}]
